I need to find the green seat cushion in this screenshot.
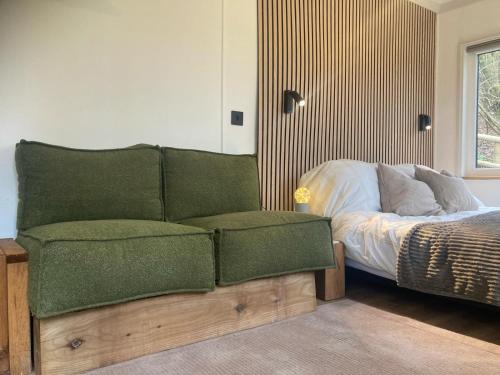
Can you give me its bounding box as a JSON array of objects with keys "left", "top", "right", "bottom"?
[
  {"left": 162, "top": 147, "right": 260, "bottom": 221},
  {"left": 179, "top": 211, "right": 335, "bottom": 285},
  {"left": 17, "top": 220, "right": 214, "bottom": 318},
  {"left": 16, "top": 140, "right": 164, "bottom": 230}
]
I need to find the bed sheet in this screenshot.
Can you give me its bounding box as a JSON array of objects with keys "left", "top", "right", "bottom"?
[{"left": 333, "top": 207, "right": 499, "bottom": 278}]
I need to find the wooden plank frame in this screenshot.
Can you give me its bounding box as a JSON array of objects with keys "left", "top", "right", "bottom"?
[
  {"left": 33, "top": 272, "right": 317, "bottom": 375},
  {"left": 315, "top": 242, "right": 345, "bottom": 301},
  {"left": 0, "top": 239, "right": 31, "bottom": 375}
]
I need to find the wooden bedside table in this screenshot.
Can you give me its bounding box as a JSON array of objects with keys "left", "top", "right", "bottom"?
[
  {"left": 0, "top": 239, "right": 31, "bottom": 375},
  {"left": 315, "top": 241, "right": 345, "bottom": 301}
]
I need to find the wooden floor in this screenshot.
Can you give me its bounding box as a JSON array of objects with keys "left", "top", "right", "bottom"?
[{"left": 337, "top": 267, "right": 500, "bottom": 345}]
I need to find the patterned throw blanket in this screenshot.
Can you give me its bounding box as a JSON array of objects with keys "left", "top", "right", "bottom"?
[{"left": 398, "top": 211, "right": 500, "bottom": 306}]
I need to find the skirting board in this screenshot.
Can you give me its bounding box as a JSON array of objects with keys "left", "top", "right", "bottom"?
[{"left": 33, "top": 272, "right": 317, "bottom": 375}]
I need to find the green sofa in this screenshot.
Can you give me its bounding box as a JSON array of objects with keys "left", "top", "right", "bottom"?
[{"left": 15, "top": 140, "right": 335, "bottom": 318}]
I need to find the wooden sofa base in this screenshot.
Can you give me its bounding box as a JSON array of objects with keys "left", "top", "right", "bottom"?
[
  {"left": 315, "top": 242, "right": 345, "bottom": 301},
  {"left": 34, "top": 272, "right": 316, "bottom": 375}
]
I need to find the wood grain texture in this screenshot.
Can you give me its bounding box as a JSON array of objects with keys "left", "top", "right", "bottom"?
[
  {"left": 0, "top": 240, "right": 28, "bottom": 264},
  {"left": 316, "top": 242, "right": 345, "bottom": 301},
  {"left": 0, "top": 239, "right": 31, "bottom": 375},
  {"left": 258, "top": 0, "right": 436, "bottom": 210},
  {"left": 0, "top": 250, "right": 9, "bottom": 375},
  {"left": 6, "top": 262, "right": 31, "bottom": 375},
  {"left": 34, "top": 272, "right": 316, "bottom": 375}
]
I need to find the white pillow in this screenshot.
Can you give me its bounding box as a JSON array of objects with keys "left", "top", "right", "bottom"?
[{"left": 299, "top": 160, "right": 381, "bottom": 218}]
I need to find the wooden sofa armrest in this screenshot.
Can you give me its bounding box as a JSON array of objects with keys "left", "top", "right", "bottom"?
[
  {"left": 0, "top": 239, "right": 31, "bottom": 375},
  {"left": 0, "top": 239, "right": 28, "bottom": 264}
]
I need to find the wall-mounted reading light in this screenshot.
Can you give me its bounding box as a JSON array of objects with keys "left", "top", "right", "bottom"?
[
  {"left": 418, "top": 114, "right": 432, "bottom": 131},
  {"left": 284, "top": 90, "right": 306, "bottom": 114}
]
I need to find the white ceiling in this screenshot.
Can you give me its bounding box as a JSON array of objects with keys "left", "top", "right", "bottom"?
[{"left": 409, "top": 0, "right": 486, "bottom": 12}]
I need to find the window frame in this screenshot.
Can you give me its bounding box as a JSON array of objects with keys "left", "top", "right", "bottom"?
[{"left": 460, "top": 36, "right": 500, "bottom": 178}]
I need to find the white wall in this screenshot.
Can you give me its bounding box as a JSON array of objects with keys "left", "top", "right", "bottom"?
[
  {"left": 222, "top": 0, "right": 258, "bottom": 154},
  {"left": 0, "top": 0, "right": 258, "bottom": 237},
  {"left": 435, "top": 0, "right": 500, "bottom": 206}
]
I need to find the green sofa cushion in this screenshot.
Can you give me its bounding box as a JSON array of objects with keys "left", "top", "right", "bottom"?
[
  {"left": 180, "top": 211, "right": 335, "bottom": 285},
  {"left": 17, "top": 220, "right": 215, "bottom": 318},
  {"left": 162, "top": 147, "right": 260, "bottom": 221},
  {"left": 15, "top": 140, "right": 164, "bottom": 230}
]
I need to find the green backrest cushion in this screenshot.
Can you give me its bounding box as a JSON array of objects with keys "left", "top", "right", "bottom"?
[
  {"left": 162, "top": 147, "right": 260, "bottom": 221},
  {"left": 16, "top": 140, "right": 164, "bottom": 230}
]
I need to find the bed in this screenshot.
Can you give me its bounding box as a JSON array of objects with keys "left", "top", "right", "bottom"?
[
  {"left": 334, "top": 207, "right": 499, "bottom": 281},
  {"left": 300, "top": 160, "right": 500, "bottom": 306}
]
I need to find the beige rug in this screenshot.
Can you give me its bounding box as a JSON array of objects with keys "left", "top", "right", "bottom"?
[{"left": 87, "top": 299, "right": 500, "bottom": 375}]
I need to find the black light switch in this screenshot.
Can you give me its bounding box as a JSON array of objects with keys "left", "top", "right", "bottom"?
[{"left": 231, "top": 111, "right": 244, "bottom": 126}]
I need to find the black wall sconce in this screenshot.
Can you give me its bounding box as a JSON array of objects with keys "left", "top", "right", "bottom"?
[
  {"left": 284, "top": 90, "right": 306, "bottom": 114},
  {"left": 418, "top": 114, "right": 432, "bottom": 131}
]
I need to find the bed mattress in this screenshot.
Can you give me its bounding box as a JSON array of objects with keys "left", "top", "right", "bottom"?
[{"left": 333, "top": 207, "right": 499, "bottom": 279}]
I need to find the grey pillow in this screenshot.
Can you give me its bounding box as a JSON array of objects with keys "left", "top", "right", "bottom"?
[
  {"left": 377, "top": 163, "right": 444, "bottom": 216},
  {"left": 414, "top": 166, "right": 479, "bottom": 213},
  {"left": 394, "top": 164, "right": 434, "bottom": 179}
]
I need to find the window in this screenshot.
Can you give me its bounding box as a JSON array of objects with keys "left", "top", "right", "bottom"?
[{"left": 462, "top": 38, "right": 500, "bottom": 177}]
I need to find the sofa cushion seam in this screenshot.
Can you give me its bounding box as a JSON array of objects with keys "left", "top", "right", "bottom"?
[
  {"left": 191, "top": 218, "right": 331, "bottom": 232},
  {"left": 18, "top": 231, "right": 214, "bottom": 245}
]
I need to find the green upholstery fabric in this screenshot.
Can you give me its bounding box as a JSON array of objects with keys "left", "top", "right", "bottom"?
[
  {"left": 15, "top": 140, "right": 164, "bottom": 230},
  {"left": 180, "top": 211, "right": 335, "bottom": 285},
  {"left": 162, "top": 147, "right": 260, "bottom": 221},
  {"left": 17, "top": 220, "right": 215, "bottom": 318}
]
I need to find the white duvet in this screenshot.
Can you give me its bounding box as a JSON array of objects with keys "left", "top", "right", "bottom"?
[
  {"left": 334, "top": 207, "right": 499, "bottom": 279},
  {"left": 299, "top": 159, "right": 499, "bottom": 279}
]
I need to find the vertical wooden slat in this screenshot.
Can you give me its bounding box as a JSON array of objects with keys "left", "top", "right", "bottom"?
[
  {"left": 303, "top": 0, "right": 311, "bottom": 180},
  {"left": 258, "top": 0, "right": 436, "bottom": 211},
  {"left": 290, "top": 0, "right": 296, "bottom": 206},
  {"left": 258, "top": 0, "right": 267, "bottom": 208},
  {"left": 325, "top": 0, "right": 332, "bottom": 161},
  {"left": 283, "top": 0, "right": 290, "bottom": 210},
  {"left": 339, "top": 0, "right": 346, "bottom": 159},
  {"left": 276, "top": 0, "right": 283, "bottom": 209}
]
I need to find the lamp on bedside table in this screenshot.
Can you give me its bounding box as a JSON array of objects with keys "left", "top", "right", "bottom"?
[{"left": 294, "top": 187, "right": 311, "bottom": 213}]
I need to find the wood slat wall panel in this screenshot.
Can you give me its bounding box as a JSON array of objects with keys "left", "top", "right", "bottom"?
[{"left": 258, "top": 0, "right": 436, "bottom": 210}]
